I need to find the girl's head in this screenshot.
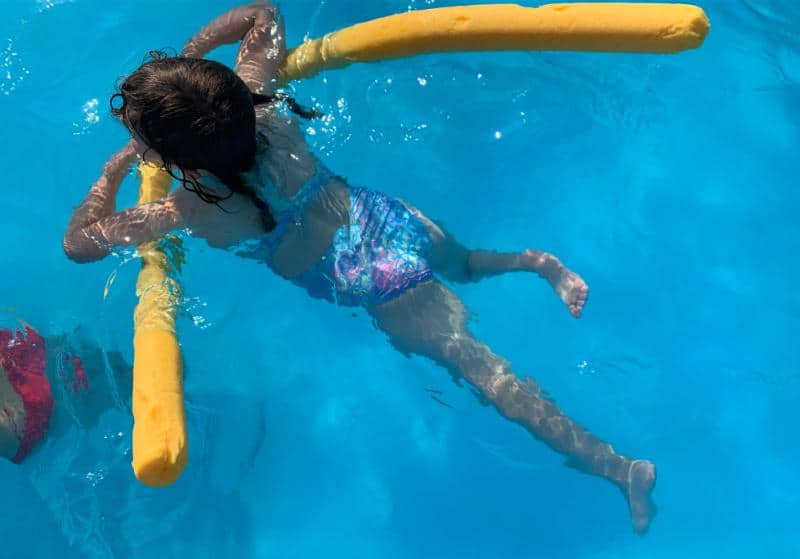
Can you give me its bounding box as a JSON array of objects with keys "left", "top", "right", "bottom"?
[{"left": 112, "top": 53, "right": 274, "bottom": 228}]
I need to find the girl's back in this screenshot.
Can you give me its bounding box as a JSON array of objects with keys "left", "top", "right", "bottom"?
[{"left": 241, "top": 108, "right": 352, "bottom": 278}]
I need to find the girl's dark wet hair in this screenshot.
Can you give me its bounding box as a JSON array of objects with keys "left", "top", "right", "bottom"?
[{"left": 111, "top": 52, "right": 318, "bottom": 231}]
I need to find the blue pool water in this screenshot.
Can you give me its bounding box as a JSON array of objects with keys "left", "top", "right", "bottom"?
[{"left": 1, "top": 0, "right": 798, "bottom": 557}]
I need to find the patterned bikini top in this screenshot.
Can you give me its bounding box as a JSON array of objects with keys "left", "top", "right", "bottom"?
[{"left": 257, "top": 163, "right": 336, "bottom": 265}]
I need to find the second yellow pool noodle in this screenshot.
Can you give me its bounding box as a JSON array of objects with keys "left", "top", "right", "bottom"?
[
  {"left": 131, "top": 2, "right": 709, "bottom": 487},
  {"left": 132, "top": 163, "right": 187, "bottom": 487},
  {"left": 279, "top": 3, "right": 710, "bottom": 82}
]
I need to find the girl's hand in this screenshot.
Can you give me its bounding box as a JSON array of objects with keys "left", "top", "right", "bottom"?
[
  {"left": 234, "top": 5, "right": 285, "bottom": 94},
  {"left": 181, "top": 2, "right": 280, "bottom": 61},
  {"left": 103, "top": 140, "right": 138, "bottom": 185}
]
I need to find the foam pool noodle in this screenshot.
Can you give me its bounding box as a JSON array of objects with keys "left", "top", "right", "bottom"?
[
  {"left": 130, "top": 2, "right": 709, "bottom": 487},
  {"left": 132, "top": 164, "right": 187, "bottom": 487},
  {"left": 279, "top": 3, "right": 710, "bottom": 82}
]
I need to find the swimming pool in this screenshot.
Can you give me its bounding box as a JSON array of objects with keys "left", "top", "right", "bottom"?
[{"left": 1, "top": 0, "right": 797, "bottom": 557}]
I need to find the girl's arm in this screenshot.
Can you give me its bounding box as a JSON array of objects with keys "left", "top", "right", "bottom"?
[
  {"left": 63, "top": 145, "right": 192, "bottom": 264},
  {"left": 182, "top": 2, "right": 285, "bottom": 94}
]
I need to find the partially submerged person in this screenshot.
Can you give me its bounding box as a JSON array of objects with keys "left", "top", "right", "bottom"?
[
  {"left": 1, "top": 320, "right": 267, "bottom": 557},
  {"left": 0, "top": 323, "right": 128, "bottom": 464},
  {"left": 63, "top": 1, "right": 656, "bottom": 532}
]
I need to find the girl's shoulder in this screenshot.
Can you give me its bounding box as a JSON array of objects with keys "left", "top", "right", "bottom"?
[
  {"left": 253, "top": 107, "right": 318, "bottom": 193},
  {"left": 255, "top": 106, "right": 304, "bottom": 146}
]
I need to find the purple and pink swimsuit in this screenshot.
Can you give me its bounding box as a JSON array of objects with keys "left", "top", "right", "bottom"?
[{"left": 259, "top": 165, "right": 434, "bottom": 307}]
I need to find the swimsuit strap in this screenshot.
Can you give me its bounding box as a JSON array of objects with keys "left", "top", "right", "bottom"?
[
  {"left": 292, "top": 163, "right": 335, "bottom": 209},
  {"left": 259, "top": 163, "right": 336, "bottom": 264}
]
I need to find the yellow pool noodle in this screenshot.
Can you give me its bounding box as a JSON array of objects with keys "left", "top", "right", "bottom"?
[
  {"left": 130, "top": 2, "right": 709, "bottom": 487},
  {"left": 131, "top": 163, "right": 187, "bottom": 487},
  {"left": 279, "top": 3, "right": 710, "bottom": 82}
]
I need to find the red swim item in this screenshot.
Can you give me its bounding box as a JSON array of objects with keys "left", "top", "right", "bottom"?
[
  {"left": 71, "top": 355, "right": 88, "bottom": 393},
  {"left": 0, "top": 326, "right": 54, "bottom": 463}
]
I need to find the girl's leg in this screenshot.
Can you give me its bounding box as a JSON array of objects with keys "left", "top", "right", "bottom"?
[
  {"left": 370, "top": 280, "right": 656, "bottom": 533},
  {"left": 468, "top": 249, "right": 588, "bottom": 318},
  {"left": 406, "top": 206, "right": 588, "bottom": 317}
]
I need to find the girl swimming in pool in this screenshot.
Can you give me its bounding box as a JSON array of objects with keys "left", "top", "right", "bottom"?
[{"left": 63, "top": 2, "right": 656, "bottom": 532}]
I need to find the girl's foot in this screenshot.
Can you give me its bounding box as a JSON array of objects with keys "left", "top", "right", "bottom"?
[
  {"left": 624, "top": 459, "right": 657, "bottom": 534},
  {"left": 522, "top": 250, "right": 589, "bottom": 317}
]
